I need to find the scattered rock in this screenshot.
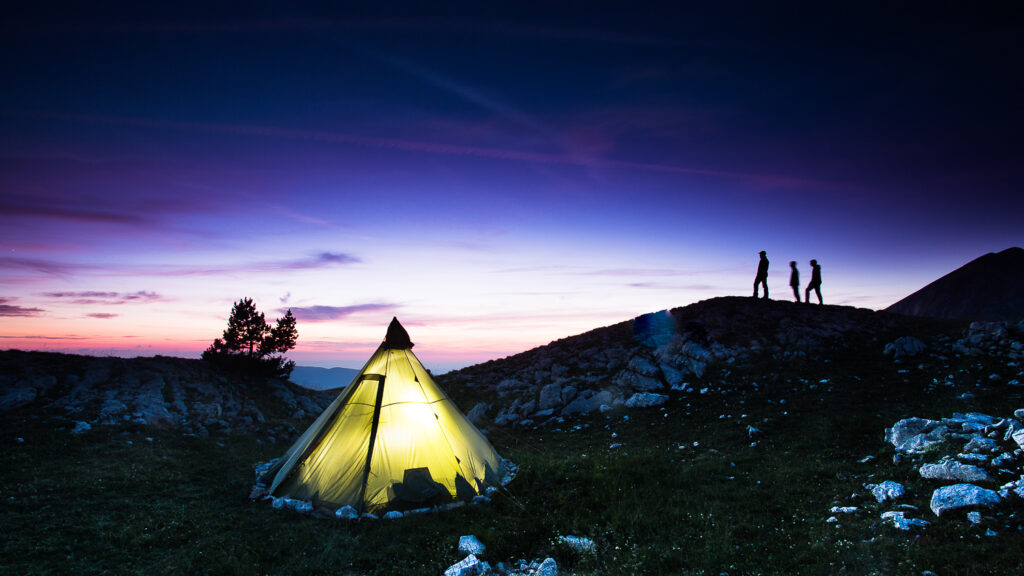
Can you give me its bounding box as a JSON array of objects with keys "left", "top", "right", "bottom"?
[
  {"left": 444, "top": 554, "right": 490, "bottom": 576},
  {"left": 459, "top": 535, "right": 486, "bottom": 555},
  {"left": 871, "top": 481, "right": 907, "bottom": 503},
  {"left": 881, "top": 510, "right": 930, "bottom": 530},
  {"left": 884, "top": 336, "right": 926, "bottom": 358},
  {"left": 557, "top": 535, "right": 596, "bottom": 554},
  {"left": 886, "top": 418, "right": 948, "bottom": 453},
  {"left": 930, "top": 484, "right": 1002, "bottom": 517},
  {"left": 919, "top": 457, "right": 993, "bottom": 483},
  {"left": 70, "top": 421, "right": 91, "bottom": 435},
  {"left": 466, "top": 402, "right": 490, "bottom": 425},
  {"left": 623, "top": 392, "right": 668, "bottom": 408},
  {"left": 334, "top": 505, "right": 358, "bottom": 519}
]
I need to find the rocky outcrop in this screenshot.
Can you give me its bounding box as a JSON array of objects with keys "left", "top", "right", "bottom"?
[
  {"left": 0, "top": 350, "right": 332, "bottom": 435},
  {"left": 441, "top": 296, "right": 930, "bottom": 428}
]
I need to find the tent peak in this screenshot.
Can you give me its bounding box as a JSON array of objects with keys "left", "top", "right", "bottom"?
[{"left": 383, "top": 317, "right": 414, "bottom": 349}]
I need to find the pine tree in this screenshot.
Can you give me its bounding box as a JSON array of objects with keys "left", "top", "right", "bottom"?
[{"left": 203, "top": 298, "right": 298, "bottom": 378}]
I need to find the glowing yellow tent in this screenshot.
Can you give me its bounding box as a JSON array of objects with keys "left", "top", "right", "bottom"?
[{"left": 257, "top": 318, "right": 506, "bottom": 514}]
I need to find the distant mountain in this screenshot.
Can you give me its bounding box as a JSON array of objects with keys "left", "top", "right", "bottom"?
[
  {"left": 290, "top": 365, "right": 359, "bottom": 391},
  {"left": 886, "top": 247, "right": 1024, "bottom": 321}
]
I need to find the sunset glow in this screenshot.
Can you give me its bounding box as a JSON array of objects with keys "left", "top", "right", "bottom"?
[{"left": 2, "top": 5, "right": 1021, "bottom": 371}]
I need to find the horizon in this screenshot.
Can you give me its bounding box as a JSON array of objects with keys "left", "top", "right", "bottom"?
[{"left": 2, "top": 4, "right": 1022, "bottom": 372}]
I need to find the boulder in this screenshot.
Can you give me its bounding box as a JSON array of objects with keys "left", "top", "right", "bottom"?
[
  {"left": 0, "top": 386, "right": 37, "bottom": 411},
  {"left": 871, "top": 481, "right": 907, "bottom": 503},
  {"left": 334, "top": 505, "right": 359, "bottom": 520},
  {"left": 535, "top": 558, "right": 558, "bottom": 576},
  {"left": 624, "top": 392, "right": 668, "bottom": 408},
  {"left": 920, "top": 457, "right": 993, "bottom": 483},
  {"left": 930, "top": 484, "right": 1002, "bottom": 517},
  {"left": 537, "top": 383, "right": 563, "bottom": 410},
  {"left": 466, "top": 402, "right": 489, "bottom": 425},
  {"left": 614, "top": 370, "right": 663, "bottom": 392},
  {"left": 70, "top": 420, "right": 91, "bottom": 434},
  {"left": 458, "top": 535, "right": 486, "bottom": 555},
  {"left": 444, "top": 554, "right": 490, "bottom": 576},
  {"left": 883, "top": 336, "right": 926, "bottom": 358},
  {"left": 886, "top": 418, "right": 948, "bottom": 453},
  {"left": 881, "top": 511, "right": 930, "bottom": 530},
  {"left": 557, "top": 535, "right": 596, "bottom": 554}
]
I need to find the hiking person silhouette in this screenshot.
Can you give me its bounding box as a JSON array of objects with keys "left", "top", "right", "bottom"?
[
  {"left": 753, "top": 251, "right": 769, "bottom": 299},
  {"left": 805, "top": 259, "right": 822, "bottom": 304},
  {"left": 789, "top": 261, "right": 800, "bottom": 302}
]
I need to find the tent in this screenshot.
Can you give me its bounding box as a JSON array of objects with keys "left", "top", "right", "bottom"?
[{"left": 256, "top": 317, "right": 507, "bottom": 514}]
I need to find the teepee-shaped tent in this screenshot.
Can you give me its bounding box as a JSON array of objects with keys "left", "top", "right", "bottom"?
[{"left": 257, "top": 318, "right": 506, "bottom": 513}]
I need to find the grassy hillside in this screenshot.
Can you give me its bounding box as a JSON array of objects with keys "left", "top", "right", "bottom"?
[{"left": 2, "top": 300, "right": 1024, "bottom": 575}]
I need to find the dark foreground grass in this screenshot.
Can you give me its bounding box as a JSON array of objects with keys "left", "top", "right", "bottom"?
[{"left": 3, "top": 343, "right": 1023, "bottom": 575}]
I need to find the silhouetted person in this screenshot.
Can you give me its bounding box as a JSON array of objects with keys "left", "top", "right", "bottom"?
[
  {"left": 805, "top": 259, "right": 822, "bottom": 304},
  {"left": 753, "top": 251, "right": 769, "bottom": 299},
  {"left": 789, "top": 261, "right": 800, "bottom": 302}
]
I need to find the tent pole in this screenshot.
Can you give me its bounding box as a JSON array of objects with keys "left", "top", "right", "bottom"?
[{"left": 357, "top": 375, "right": 386, "bottom": 513}]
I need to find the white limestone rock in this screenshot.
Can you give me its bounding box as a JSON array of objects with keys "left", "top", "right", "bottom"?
[
  {"left": 871, "top": 481, "right": 907, "bottom": 503},
  {"left": 930, "top": 484, "right": 1002, "bottom": 517},
  {"left": 444, "top": 554, "right": 490, "bottom": 576},
  {"left": 557, "top": 535, "right": 596, "bottom": 554},
  {"left": 334, "top": 505, "right": 359, "bottom": 519},
  {"left": 886, "top": 418, "right": 948, "bottom": 453},
  {"left": 881, "top": 511, "right": 930, "bottom": 530},
  {"left": 459, "top": 535, "right": 486, "bottom": 555},
  {"left": 624, "top": 392, "right": 668, "bottom": 408},
  {"left": 919, "top": 457, "right": 993, "bottom": 483}
]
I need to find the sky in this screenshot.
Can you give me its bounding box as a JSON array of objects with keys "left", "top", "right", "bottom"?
[{"left": 2, "top": 3, "right": 1022, "bottom": 371}]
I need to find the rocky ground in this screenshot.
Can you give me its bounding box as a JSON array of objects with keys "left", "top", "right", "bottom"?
[
  {"left": 442, "top": 296, "right": 1010, "bottom": 430},
  {"left": 0, "top": 351, "right": 332, "bottom": 439}
]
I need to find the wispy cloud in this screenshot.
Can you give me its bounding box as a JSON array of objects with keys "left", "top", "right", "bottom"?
[
  {"left": 10, "top": 111, "right": 829, "bottom": 188},
  {"left": 0, "top": 297, "right": 45, "bottom": 317},
  {"left": 0, "top": 252, "right": 357, "bottom": 281},
  {"left": 85, "top": 313, "right": 118, "bottom": 319},
  {"left": 288, "top": 303, "right": 397, "bottom": 322},
  {"left": 43, "top": 291, "right": 163, "bottom": 305}
]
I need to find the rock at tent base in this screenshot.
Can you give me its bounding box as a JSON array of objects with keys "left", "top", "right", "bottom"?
[
  {"left": 382, "top": 510, "right": 403, "bottom": 519},
  {"left": 334, "top": 505, "right": 358, "bottom": 520}
]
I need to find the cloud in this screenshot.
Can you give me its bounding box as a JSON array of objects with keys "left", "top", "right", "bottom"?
[
  {"left": 16, "top": 111, "right": 831, "bottom": 189},
  {"left": 280, "top": 292, "right": 291, "bottom": 304},
  {"left": 43, "top": 291, "right": 163, "bottom": 305},
  {"left": 85, "top": 313, "right": 118, "bottom": 319},
  {"left": 288, "top": 303, "right": 397, "bottom": 322},
  {"left": 0, "top": 256, "right": 93, "bottom": 278},
  {"left": 0, "top": 297, "right": 45, "bottom": 317}
]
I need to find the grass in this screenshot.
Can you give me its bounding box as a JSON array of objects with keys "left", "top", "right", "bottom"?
[{"left": 3, "top": 332, "right": 1024, "bottom": 575}]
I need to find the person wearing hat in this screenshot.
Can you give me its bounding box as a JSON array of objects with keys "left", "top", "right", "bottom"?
[{"left": 753, "top": 250, "right": 769, "bottom": 299}]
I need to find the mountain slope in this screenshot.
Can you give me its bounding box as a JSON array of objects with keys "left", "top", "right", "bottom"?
[
  {"left": 290, "top": 365, "right": 359, "bottom": 391},
  {"left": 886, "top": 247, "right": 1024, "bottom": 321}
]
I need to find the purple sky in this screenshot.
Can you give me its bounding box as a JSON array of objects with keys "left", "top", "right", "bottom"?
[{"left": 2, "top": 4, "right": 1021, "bottom": 370}]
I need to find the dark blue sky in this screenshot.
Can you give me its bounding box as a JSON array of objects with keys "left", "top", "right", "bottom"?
[{"left": 2, "top": 3, "right": 1021, "bottom": 368}]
